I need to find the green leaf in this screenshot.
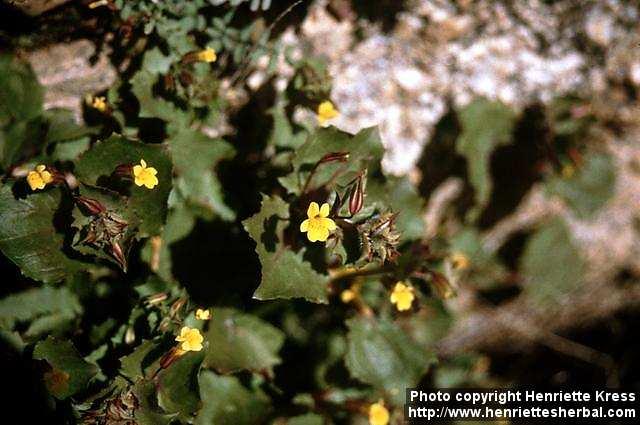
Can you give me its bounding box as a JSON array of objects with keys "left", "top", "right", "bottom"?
[
  {"left": 204, "top": 307, "right": 284, "bottom": 374},
  {"left": 456, "top": 99, "right": 516, "bottom": 209},
  {"left": 0, "top": 286, "right": 81, "bottom": 331},
  {"left": 195, "top": 371, "right": 271, "bottom": 425},
  {"left": 520, "top": 219, "right": 584, "bottom": 303},
  {"left": 449, "top": 228, "right": 507, "bottom": 289},
  {"left": 169, "top": 128, "right": 236, "bottom": 220},
  {"left": 119, "top": 339, "right": 167, "bottom": 381},
  {"left": 268, "top": 102, "right": 307, "bottom": 149},
  {"left": 133, "top": 380, "right": 176, "bottom": 425},
  {"left": 43, "top": 109, "right": 96, "bottom": 144},
  {"left": 0, "top": 185, "right": 84, "bottom": 283},
  {"left": 0, "top": 54, "right": 43, "bottom": 125},
  {"left": 33, "top": 336, "right": 98, "bottom": 399},
  {"left": 546, "top": 153, "right": 616, "bottom": 219},
  {"left": 75, "top": 135, "right": 173, "bottom": 235},
  {"left": 243, "top": 194, "right": 329, "bottom": 303},
  {"left": 158, "top": 351, "right": 204, "bottom": 418},
  {"left": 345, "top": 316, "right": 435, "bottom": 404},
  {"left": 131, "top": 70, "right": 188, "bottom": 125},
  {"left": 278, "top": 127, "right": 384, "bottom": 195}
]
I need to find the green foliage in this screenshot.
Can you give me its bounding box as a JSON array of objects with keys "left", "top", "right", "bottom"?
[
  {"left": 547, "top": 152, "right": 616, "bottom": 219},
  {"left": 521, "top": 218, "right": 585, "bottom": 304},
  {"left": 345, "top": 316, "right": 436, "bottom": 404},
  {"left": 456, "top": 98, "right": 517, "bottom": 212},
  {"left": 243, "top": 194, "right": 329, "bottom": 303},
  {"left": 204, "top": 307, "right": 285, "bottom": 374},
  {"left": 33, "top": 336, "right": 99, "bottom": 399}
]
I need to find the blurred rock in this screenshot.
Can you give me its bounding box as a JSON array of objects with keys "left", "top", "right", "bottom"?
[
  {"left": 4, "top": 0, "right": 71, "bottom": 16},
  {"left": 26, "top": 39, "right": 117, "bottom": 122}
]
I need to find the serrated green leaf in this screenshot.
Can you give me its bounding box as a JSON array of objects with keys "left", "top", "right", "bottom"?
[
  {"left": 195, "top": 371, "right": 271, "bottom": 425},
  {"left": 456, "top": 99, "right": 516, "bottom": 209},
  {"left": 158, "top": 351, "right": 204, "bottom": 418},
  {"left": 33, "top": 336, "right": 98, "bottom": 399},
  {"left": 169, "top": 128, "right": 236, "bottom": 220},
  {"left": 520, "top": 218, "right": 584, "bottom": 303},
  {"left": 75, "top": 135, "right": 173, "bottom": 235},
  {"left": 546, "top": 153, "right": 615, "bottom": 219},
  {"left": 243, "top": 194, "right": 329, "bottom": 303},
  {"left": 0, "top": 185, "right": 85, "bottom": 283},
  {"left": 204, "top": 307, "right": 284, "bottom": 374},
  {"left": 345, "top": 317, "right": 435, "bottom": 404}
]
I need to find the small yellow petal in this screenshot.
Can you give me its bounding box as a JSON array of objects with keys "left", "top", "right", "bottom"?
[
  {"left": 307, "top": 202, "right": 320, "bottom": 218},
  {"left": 319, "top": 202, "right": 330, "bottom": 217},
  {"left": 369, "top": 401, "right": 389, "bottom": 425},
  {"left": 300, "top": 219, "right": 309, "bottom": 232}
]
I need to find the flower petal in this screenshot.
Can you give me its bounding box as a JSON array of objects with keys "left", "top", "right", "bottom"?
[
  {"left": 300, "top": 219, "right": 309, "bottom": 232},
  {"left": 320, "top": 217, "right": 337, "bottom": 231},
  {"left": 307, "top": 202, "right": 319, "bottom": 218},
  {"left": 140, "top": 159, "right": 147, "bottom": 168},
  {"left": 133, "top": 165, "right": 142, "bottom": 177},
  {"left": 319, "top": 203, "right": 330, "bottom": 217}
]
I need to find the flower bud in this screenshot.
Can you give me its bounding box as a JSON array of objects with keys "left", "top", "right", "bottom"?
[
  {"left": 319, "top": 151, "right": 349, "bottom": 164},
  {"left": 110, "top": 241, "right": 127, "bottom": 272},
  {"left": 75, "top": 196, "right": 106, "bottom": 215},
  {"left": 348, "top": 175, "right": 364, "bottom": 216},
  {"left": 430, "top": 271, "right": 455, "bottom": 299}
]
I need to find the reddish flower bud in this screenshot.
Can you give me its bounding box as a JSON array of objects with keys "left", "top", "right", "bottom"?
[
  {"left": 349, "top": 175, "right": 364, "bottom": 216},
  {"left": 110, "top": 241, "right": 127, "bottom": 272},
  {"left": 319, "top": 151, "right": 349, "bottom": 164},
  {"left": 113, "top": 163, "right": 133, "bottom": 179},
  {"left": 75, "top": 196, "right": 106, "bottom": 215}
]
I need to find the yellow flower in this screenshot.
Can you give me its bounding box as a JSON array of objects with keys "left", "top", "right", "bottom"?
[
  {"left": 369, "top": 400, "right": 390, "bottom": 425},
  {"left": 195, "top": 308, "right": 210, "bottom": 320},
  {"left": 90, "top": 96, "right": 108, "bottom": 112},
  {"left": 300, "top": 202, "right": 337, "bottom": 242},
  {"left": 196, "top": 47, "right": 217, "bottom": 63},
  {"left": 450, "top": 252, "right": 469, "bottom": 270},
  {"left": 390, "top": 282, "right": 414, "bottom": 312},
  {"left": 175, "top": 326, "right": 204, "bottom": 352},
  {"left": 341, "top": 289, "right": 356, "bottom": 303},
  {"left": 27, "top": 165, "right": 53, "bottom": 191},
  {"left": 132, "top": 159, "right": 159, "bottom": 189},
  {"left": 317, "top": 101, "right": 339, "bottom": 125}
]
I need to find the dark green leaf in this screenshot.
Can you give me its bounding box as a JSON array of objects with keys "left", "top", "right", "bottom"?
[
  {"left": 158, "top": 351, "right": 204, "bottom": 418},
  {"left": 345, "top": 316, "right": 435, "bottom": 404},
  {"left": 33, "top": 336, "right": 98, "bottom": 399},
  {"left": 195, "top": 371, "right": 271, "bottom": 425},
  {"left": 204, "top": 307, "right": 284, "bottom": 374},
  {"left": 243, "top": 194, "right": 329, "bottom": 303}
]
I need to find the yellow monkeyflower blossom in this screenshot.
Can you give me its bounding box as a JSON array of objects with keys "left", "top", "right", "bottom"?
[
  {"left": 317, "top": 101, "right": 339, "bottom": 125},
  {"left": 133, "top": 159, "right": 159, "bottom": 189},
  {"left": 369, "top": 400, "right": 390, "bottom": 425},
  {"left": 300, "top": 202, "right": 336, "bottom": 242},
  {"left": 196, "top": 47, "right": 217, "bottom": 63},
  {"left": 90, "top": 96, "right": 108, "bottom": 112},
  {"left": 390, "top": 282, "right": 414, "bottom": 312},
  {"left": 341, "top": 289, "right": 356, "bottom": 303},
  {"left": 175, "top": 326, "right": 204, "bottom": 352},
  {"left": 27, "top": 165, "right": 53, "bottom": 191},
  {"left": 195, "top": 308, "right": 210, "bottom": 320},
  {"left": 450, "top": 252, "right": 470, "bottom": 270}
]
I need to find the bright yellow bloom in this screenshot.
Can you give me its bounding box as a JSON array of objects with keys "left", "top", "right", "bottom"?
[
  {"left": 390, "top": 282, "right": 414, "bottom": 312},
  {"left": 317, "top": 101, "right": 339, "bottom": 125},
  {"left": 341, "top": 289, "right": 356, "bottom": 303},
  {"left": 175, "top": 326, "right": 204, "bottom": 352},
  {"left": 300, "top": 202, "right": 336, "bottom": 242},
  {"left": 196, "top": 47, "right": 217, "bottom": 63},
  {"left": 369, "top": 400, "right": 390, "bottom": 425},
  {"left": 27, "top": 165, "right": 53, "bottom": 191},
  {"left": 450, "top": 252, "right": 469, "bottom": 270},
  {"left": 195, "top": 308, "right": 210, "bottom": 320},
  {"left": 132, "top": 159, "right": 159, "bottom": 189},
  {"left": 91, "top": 96, "right": 108, "bottom": 112}
]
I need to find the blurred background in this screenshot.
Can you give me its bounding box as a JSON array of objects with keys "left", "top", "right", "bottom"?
[{"left": 2, "top": 0, "right": 640, "bottom": 420}]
